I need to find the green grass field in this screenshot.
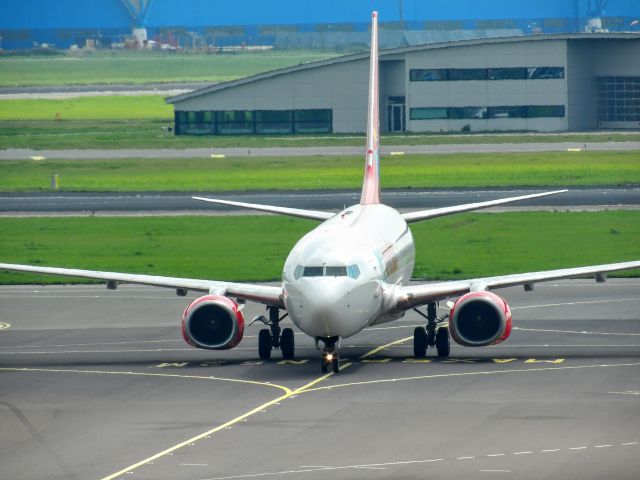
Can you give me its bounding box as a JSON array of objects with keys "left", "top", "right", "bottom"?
[
  {"left": 1, "top": 151, "right": 638, "bottom": 192},
  {"left": 0, "top": 212, "right": 638, "bottom": 284},
  {"left": 0, "top": 96, "right": 173, "bottom": 121},
  {"left": 0, "top": 50, "right": 339, "bottom": 86}
]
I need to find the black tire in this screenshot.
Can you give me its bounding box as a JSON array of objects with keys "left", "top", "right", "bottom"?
[
  {"left": 258, "top": 329, "right": 272, "bottom": 360},
  {"left": 321, "top": 356, "right": 328, "bottom": 373},
  {"left": 332, "top": 355, "right": 340, "bottom": 373},
  {"left": 281, "top": 328, "right": 295, "bottom": 360},
  {"left": 436, "top": 326, "right": 450, "bottom": 357},
  {"left": 413, "top": 326, "right": 427, "bottom": 357}
]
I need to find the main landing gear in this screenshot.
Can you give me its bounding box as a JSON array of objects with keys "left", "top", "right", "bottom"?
[
  {"left": 252, "top": 307, "right": 294, "bottom": 360},
  {"left": 316, "top": 336, "right": 340, "bottom": 374},
  {"left": 413, "top": 302, "right": 450, "bottom": 358}
]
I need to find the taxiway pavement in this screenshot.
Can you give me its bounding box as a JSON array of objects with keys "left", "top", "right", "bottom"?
[
  {"left": 2, "top": 187, "right": 639, "bottom": 216},
  {"left": 2, "top": 141, "right": 640, "bottom": 160},
  {"left": 1, "top": 280, "right": 639, "bottom": 479}
]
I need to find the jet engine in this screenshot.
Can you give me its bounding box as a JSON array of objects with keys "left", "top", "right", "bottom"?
[
  {"left": 448, "top": 291, "right": 512, "bottom": 347},
  {"left": 182, "top": 295, "right": 245, "bottom": 350}
]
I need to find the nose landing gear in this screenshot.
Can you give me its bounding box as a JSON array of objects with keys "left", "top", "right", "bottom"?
[{"left": 316, "top": 336, "right": 340, "bottom": 373}]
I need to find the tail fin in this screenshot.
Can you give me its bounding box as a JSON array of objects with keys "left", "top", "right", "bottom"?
[{"left": 360, "top": 11, "right": 381, "bottom": 205}]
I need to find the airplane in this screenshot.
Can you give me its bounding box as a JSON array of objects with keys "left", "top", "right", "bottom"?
[{"left": 1, "top": 12, "right": 639, "bottom": 374}]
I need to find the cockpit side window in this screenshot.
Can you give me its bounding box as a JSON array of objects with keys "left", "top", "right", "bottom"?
[{"left": 347, "top": 264, "right": 360, "bottom": 279}]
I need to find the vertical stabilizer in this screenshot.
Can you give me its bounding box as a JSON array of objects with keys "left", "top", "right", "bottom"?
[{"left": 360, "top": 11, "right": 381, "bottom": 205}]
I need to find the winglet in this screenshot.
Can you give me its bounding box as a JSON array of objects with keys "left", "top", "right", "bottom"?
[{"left": 360, "top": 11, "right": 381, "bottom": 205}]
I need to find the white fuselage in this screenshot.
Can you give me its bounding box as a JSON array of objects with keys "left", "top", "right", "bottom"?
[{"left": 282, "top": 204, "right": 415, "bottom": 339}]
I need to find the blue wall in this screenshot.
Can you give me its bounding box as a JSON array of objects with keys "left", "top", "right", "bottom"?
[{"left": 2, "top": 0, "right": 639, "bottom": 48}]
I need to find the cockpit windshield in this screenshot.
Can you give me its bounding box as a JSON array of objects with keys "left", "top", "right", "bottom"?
[{"left": 294, "top": 265, "right": 360, "bottom": 280}]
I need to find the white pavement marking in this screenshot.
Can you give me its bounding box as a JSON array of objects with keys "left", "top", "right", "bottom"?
[
  {"left": 301, "top": 362, "right": 640, "bottom": 393},
  {"left": 609, "top": 391, "right": 640, "bottom": 395},
  {"left": 512, "top": 298, "right": 637, "bottom": 310},
  {"left": 203, "top": 442, "right": 639, "bottom": 479},
  {"left": 514, "top": 327, "right": 640, "bottom": 336}
]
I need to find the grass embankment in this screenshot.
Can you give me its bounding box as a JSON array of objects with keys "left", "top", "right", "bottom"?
[
  {"left": 0, "top": 50, "right": 338, "bottom": 86},
  {"left": 0, "top": 212, "right": 638, "bottom": 284},
  {"left": 1, "top": 151, "right": 638, "bottom": 192}
]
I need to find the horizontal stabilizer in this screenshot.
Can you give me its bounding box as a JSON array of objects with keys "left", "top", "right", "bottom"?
[
  {"left": 193, "top": 197, "right": 334, "bottom": 221},
  {"left": 401, "top": 190, "right": 568, "bottom": 223}
]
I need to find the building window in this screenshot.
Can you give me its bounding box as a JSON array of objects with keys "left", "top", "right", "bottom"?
[
  {"left": 527, "top": 105, "right": 565, "bottom": 118},
  {"left": 448, "top": 68, "right": 487, "bottom": 81},
  {"left": 488, "top": 67, "right": 527, "bottom": 80},
  {"left": 410, "top": 105, "right": 565, "bottom": 120},
  {"left": 409, "top": 66, "right": 564, "bottom": 82},
  {"left": 487, "top": 106, "right": 527, "bottom": 118},
  {"left": 597, "top": 76, "right": 640, "bottom": 122},
  {"left": 294, "top": 109, "right": 332, "bottom": 133},
  {"left": 527, "top": 67, "right": 564, "bottom": 79},
  {"left": 174, "top": 110, "right": 215, "bottom": 135},
  {"left": 448, "top": 107, "right": 488, "bottom": 119},
  {"left": 409, "top": 69, "right": 448, "bottom": 81},
  {"left": 175, "top": 109, "right": 332, "bottom": 135},
  {"left": 410, "top": 107, "right": 447, "bottom": 120},
  {"left": 217, "top": 110, "right": 254, "bottom": 134},
  {"left": 255, "top": 110, "right": 293, "bottom": 134}
]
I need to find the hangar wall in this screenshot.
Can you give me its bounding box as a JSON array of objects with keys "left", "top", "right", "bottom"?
[
  {"left": 405, "top": 40, "right": 568, "bottom": 132},
  {"left": 169, "top": 35, "right": 640, "bottom": 134}
]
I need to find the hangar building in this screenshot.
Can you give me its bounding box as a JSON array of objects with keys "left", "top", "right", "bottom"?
[{"left": 167, "top": 33, "right": 640, "bottom": 135}]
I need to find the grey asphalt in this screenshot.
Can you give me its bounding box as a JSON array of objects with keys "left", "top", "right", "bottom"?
[
  {"left": 2, "top": 141, "right": 640, "bottom": 160},
  {"left": 1, "top": 280, "right": 639, "bottom": 479},
  {"left": 2, "top": 187, "right": 639, "bottom": 215}
]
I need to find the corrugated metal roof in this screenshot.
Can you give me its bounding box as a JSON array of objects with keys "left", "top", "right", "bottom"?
[{"left": 167, "top": 32, "right": 640, "bottom": 105}]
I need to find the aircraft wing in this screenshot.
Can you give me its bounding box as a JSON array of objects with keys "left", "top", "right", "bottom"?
[
  {"left": 393, "top": 260, "right": 640, "bottom": 310},
  {"left": 0, "top": 263, "right": 284, "bottom": 308},
  {"left": 401, "top": 190, "right": 568, "bottom": 223},
  {"left": 193, "top": 197, "right": 334, "bottom": 221}
]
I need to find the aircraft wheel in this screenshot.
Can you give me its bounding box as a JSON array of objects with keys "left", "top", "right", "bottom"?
[
  {"left": 320, "top": 355, "right": 328, "bottom": 373},
  {"left": 436, "top": 326, "right": 450, "bottom": 357},
  {"left": 413, "top": 326, "right": 427, "bottom": 357},
  {"left": 332, "top": 354, "right": 340, "bottom": 373},
  {"left": 258, "top": 328, "right": 272, "bottom": 360},
  {"left": 281, "top": 328, "right": 295, "bottom": 360}
]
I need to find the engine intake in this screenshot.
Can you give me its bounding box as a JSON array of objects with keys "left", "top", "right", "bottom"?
[
  {"left": 449, "top": 291, "right": 512, "bottom": 347},
  {"left": 182, "top": 295, "right": 244, "bottom": 350}
]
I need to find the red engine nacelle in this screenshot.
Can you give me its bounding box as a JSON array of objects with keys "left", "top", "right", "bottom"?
[
  {"left": 182, "top": 295, "right": 245, "bottom": 350},
  {"left": 449, "top": 291, "right": 512, "bottom": 347}
]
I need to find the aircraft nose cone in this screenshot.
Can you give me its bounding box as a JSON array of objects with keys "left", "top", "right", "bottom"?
[{"left": 285, "top": 279, "right": 382, "bottom": 338}]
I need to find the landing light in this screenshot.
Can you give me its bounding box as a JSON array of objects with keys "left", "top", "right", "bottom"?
[{"left": 326, "top": 353, "right": 334, "bottom": 361}]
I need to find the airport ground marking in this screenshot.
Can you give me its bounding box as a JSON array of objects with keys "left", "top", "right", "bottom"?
[
  {"left": 96, "top": 339, "right": 393, "bottom": 478},
  {"left": 511, "top": 298, "right": 638, "bottom": 310},
  {"left": 202, "top": 441, "right": 640, "bottom": 480},
  {"left": 0, "top": 322, "right": 10, "bottom": 330},
  {"left": 0, "top": 367, "right": 292, "bottom": 394},
  {"left": 299, "top": 361, "right": 640, "bottom": 393},
  {"left": 359, "top": 335, "right": 412, "bottom": 359},
  {"left": 515, "top": 326, "right": 640, "bottom": 336}
]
